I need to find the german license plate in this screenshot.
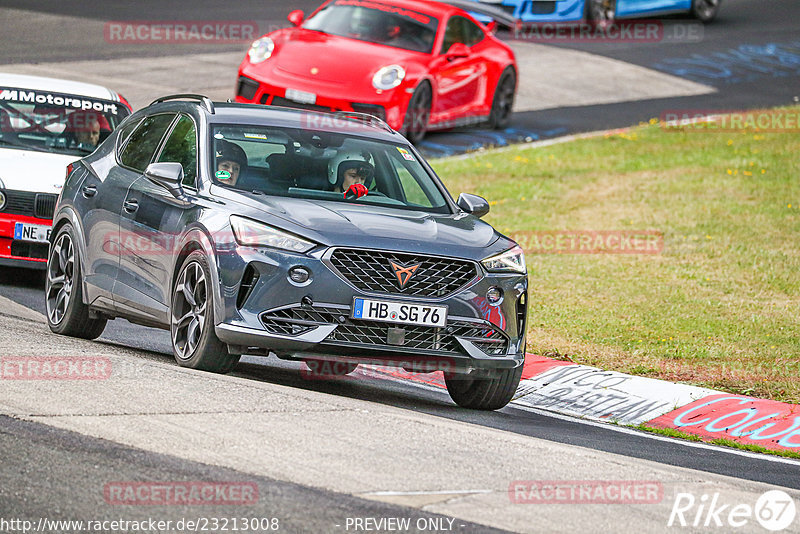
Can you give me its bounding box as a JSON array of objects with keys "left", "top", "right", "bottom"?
[
  {"left": 14, "top": 222, "right": 51, "bottom": 243},
  {"left": 285, "top": 88, "right": 317, "bottom": 105},
  {"left": 352, "top": 298, "right": 447, "bottom": 328}
]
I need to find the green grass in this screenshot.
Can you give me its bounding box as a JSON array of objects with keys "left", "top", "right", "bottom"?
[
  {"left": 636, "top": 424, "right": 800, "bottom": 460},
  {"left": 432, "top": 108, "right": 800, "bottom": 403}
]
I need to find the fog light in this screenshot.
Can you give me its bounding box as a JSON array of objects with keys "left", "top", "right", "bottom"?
[
  {"left": 0, "top": 190, "right": 6, "bottom": 211},
  {"left": 289, "top": 266, "right": 311, "bottom": 284},
  {"left": 487, "top": 287, "right": 503, "bottom": 305}
]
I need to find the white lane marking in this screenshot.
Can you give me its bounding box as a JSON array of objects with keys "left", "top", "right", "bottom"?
[
  {"left": 509, "top": 403, "right": 800, "bottom": 467},
  {"left": 365, "top": 490, "right": 493, "bottom": 496}
]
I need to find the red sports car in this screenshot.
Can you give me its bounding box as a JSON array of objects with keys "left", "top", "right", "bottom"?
[{"left": 235, "top": 0, "right": 517, "bottom": 143}]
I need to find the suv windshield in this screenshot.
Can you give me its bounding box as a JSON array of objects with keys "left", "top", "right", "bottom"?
[
  {"left": 211, "top": 124, "right": 450, "bottom": 214},
  {"left": 303, "top": 0, "right": 438, "bottom": 54},
  {"left": 0, "top": 87, "right": 129, "bottom": 156}
]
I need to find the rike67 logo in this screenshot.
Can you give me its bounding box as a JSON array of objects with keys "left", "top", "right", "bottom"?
[{"left": 668, "top": 490, "right": 797, "bottom": 531}]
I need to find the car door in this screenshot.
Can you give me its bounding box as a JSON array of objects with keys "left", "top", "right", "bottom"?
[
  {"left": 118, "top": 114, "right": 200, "bottom": 325},
  {"left": 110, "top": 112, "right": 177, "bottom": 321},
  {"left": 616, "top": 0, "right": 688, "bottom": 17},
  {"left": 77, "top": 117, "right": 141, "bottom": 311},
  {"left": 431, "top": 15, "right": 490, "bottom": 122}
]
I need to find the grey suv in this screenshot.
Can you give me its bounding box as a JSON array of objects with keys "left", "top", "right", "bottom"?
[{"left": 46, "top": 95, "right": 528, "bottom": 410}]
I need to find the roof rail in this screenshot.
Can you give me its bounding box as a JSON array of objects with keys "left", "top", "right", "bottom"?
[
  {"left": 150, "top": 94, "right": 215, "bottom": 114},
  {"left": 332, "top": 111, "right": 394, "bottom": 133}
]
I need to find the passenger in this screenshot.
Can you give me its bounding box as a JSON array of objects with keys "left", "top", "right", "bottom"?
[
  {"left": 327, "top": 150, "right": 374, "bottom": 198},
  {"left": 215, "top": 139, "right": 248, "bottom": 186}
]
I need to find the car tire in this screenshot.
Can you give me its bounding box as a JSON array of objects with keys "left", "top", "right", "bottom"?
[
  {"left": 586, "top": 0, "right": 616, "bottom": 28},
  {"left": 488, "top": 67, "right": 516, "bottom": 130},
  {"left": 444, "top": 365, "right": 523, "bottom": 410},
  {"left": 304, "top": 359, "right": 359, "bottom": 376},
  {"left": 691, "top": 0, "right": 721, "bottom": 22},
  {"left": 171, "top": 250, "right": 240, "bottom": 373},
  {"left": 46, "top": 224, "right": 107, "bottom": 339},
  {"left": 403, "top": 83, "right": 432, "bottom": 145}
]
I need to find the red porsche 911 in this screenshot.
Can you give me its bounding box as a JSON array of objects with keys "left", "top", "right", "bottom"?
[{"left": 235, "top": 0, "right": 517, "bottom": 143}]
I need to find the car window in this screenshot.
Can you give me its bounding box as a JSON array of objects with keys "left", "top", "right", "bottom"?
[
  {"left": 392, "top": 159, "right": 436, "bottom": 208},
  {"left": 0, "top": 86, "right": 130, "bottom": 156},
  {"left": 115, "top": 117, "right": 141, "bottom": 157},
  {"left": 119, "top": 113, "right": 176, "bottom": 172},
  {"left": 156, "top": 115, "right": 197, "bottom": 188},
  {"left": 303, "top": 1, "right": 438, "bottom": 54},
  {"left": 441, "top": 16, "right": 484, "bottom": 54},
  {"left": 211, "top": 124, "right": 451, "bottom": 214}
]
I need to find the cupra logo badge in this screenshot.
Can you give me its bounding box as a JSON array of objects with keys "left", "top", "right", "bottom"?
[{"left": 390, "top": 260, "right": 420, "bottom": 290}]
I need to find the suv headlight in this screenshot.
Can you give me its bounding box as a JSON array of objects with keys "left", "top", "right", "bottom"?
[
  {"left": 482, "top": 245, "right": 526, "bottom": 274},
  {"left": 0, "top": 189, "right": 6, "bottom": 212},
  {"left": 372, "top": 65, "right": 405, "bottom": 90},
  {"left": 230, "top": 215, "right": 315, "bottom": 253},
  {"left": 248, "top": 37, "right": 275, "bottom": 64}
]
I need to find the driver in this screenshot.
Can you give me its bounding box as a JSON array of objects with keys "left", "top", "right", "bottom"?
[
  {"left": 327, "top": 150, "right": 374, "bottom": 197},
  {"left": 66, "top": 111, "right": 109, "bottom": 149},
  {"left": 215, "top": 139, "right": 248, "bottom": 186}
]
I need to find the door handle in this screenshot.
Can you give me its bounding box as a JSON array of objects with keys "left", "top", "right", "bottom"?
[
  {"left": 82, "top": 185, "right": 97, "bottom": 198},
  {"left": 123, "top": 199, "right": 139, "bottom": 213}
]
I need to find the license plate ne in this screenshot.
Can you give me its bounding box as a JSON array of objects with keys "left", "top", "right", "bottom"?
[{"left": 14, "top": 222, "right": 51, "bottom": 243}]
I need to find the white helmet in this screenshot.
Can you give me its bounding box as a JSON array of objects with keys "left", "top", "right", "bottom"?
[{"left": 327, "top": 149, "right": 375, "bottom": 188}]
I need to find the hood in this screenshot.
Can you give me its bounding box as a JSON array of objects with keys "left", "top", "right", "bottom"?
[
  {"left": 269, "top": 29, "right": 422, "bottom": 85},
  {"left": 231, "top": 191, "right": 500, "bottom": 259},
  {"left": 0, "top": 147, "right": 76, "bottom": 193}
]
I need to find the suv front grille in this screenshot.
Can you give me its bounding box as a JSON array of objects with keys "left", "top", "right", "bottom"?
[
  {"left": 329, "top": 248, "right": 477, "bottom": 299},
  {"left": 260, "top": 305, "right": 508, "bottom": 356}
]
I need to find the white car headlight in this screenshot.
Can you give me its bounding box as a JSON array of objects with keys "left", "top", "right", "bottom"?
[
  {"left": 230, "top": 215, "right": 315, "bottom": 253},
  {"left": 372, "top": 65, "right": 406, "bottom": 90},
  {"left": 248, "top": 37, "right": 275, "bottom": 64},
  {"left": 482, "top": 245, "right": 526, "bottom": 274}
]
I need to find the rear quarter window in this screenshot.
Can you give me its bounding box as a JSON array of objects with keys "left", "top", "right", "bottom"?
[{"left": 119, "top": 113, "right": 176, "bottom": 172}]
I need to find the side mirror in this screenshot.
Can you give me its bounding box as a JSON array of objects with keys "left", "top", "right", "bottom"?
[
  {"left": 485, "top": 21, "right": 498, "bottom": 34},
  {"left": 457, "top": 193, "right": 490, "bottom": 218},
  {"left": 145, "top": 162, "right": 184, "bottom": 197},
  {"left": 287, "top": 10, "right": 304, "bottom": 27},
  {"left": 445, "top": 43, "right": 470, "bottom": 61}
]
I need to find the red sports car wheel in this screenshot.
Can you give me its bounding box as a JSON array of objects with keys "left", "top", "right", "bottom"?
[{"left": 403, "top": 83, "right": 431, "bottom": 145}]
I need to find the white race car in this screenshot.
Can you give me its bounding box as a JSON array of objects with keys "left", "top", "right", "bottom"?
[{"left": 0, "top": 73, "right": 132, "bottom": 269}]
